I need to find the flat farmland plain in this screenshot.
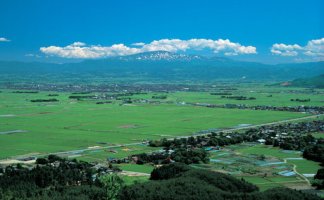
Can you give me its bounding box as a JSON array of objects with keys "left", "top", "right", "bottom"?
[{"left": 0, "top": 90, "right": 309, "bottom": 159}]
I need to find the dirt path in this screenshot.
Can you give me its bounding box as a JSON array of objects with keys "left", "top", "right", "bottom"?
[
  {"left": 120, "top": 171, "right": 150, "bottom": 176},
  {"left": 284, "top": 159, "right": 311, "bottom": 186},
  {"left": 256, "top": 180, "right": 306, "bottom": 185}
]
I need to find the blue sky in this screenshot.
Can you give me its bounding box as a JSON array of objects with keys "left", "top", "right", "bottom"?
[{"left": 0, "top": 0, "right": 323, "bottom": 63}]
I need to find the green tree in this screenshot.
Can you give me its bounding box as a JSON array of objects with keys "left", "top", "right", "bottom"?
[{"left": 99, "top": 174, "right": 124, "bottom": 200}]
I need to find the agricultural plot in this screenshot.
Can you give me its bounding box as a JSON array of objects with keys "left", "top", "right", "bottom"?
[
  {"left": 77, "top": 145, "right": 158, "bottom": 163},
  {"left": 313, "top": 132, "right": 324, "bottom": 139},
  {"left": 0, "top": 90, "right": 308, "bottom": 159},
  {"left": 240, "top": 176, "right": 306, "bottom": 191},
  {"left": 121, "top": 175, "right": 149, "bottom": 186},
  {"left": 117, "top": 164, "right": 154, "bottom": 174},
  {"left": 155, "top": 87, "right": 324, "bottom": 107},
  {"left": 196, "top": 143, "right": 322, "bottom": 190}
]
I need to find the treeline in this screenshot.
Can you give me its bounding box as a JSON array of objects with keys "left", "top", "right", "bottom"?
[
  {"left": 96, "top": 101, "right": 112, "bottom": 105},
  {"left": 13, "top": 91, "right": 39, "bottom": 93},
  {"left": 203, "top": 103, "right": 324, "bottom": 114},
  {"left": 69, "top": 95, "right": 96, "bottom": 100},
  {"left": 118, "top": 163, "right": 320, "bottom": 200},
  {"left": 291, "top": 98, "right": 311, "bottom": 102},
  {"left": 72, "top": 92, "right": 91, "bottom": 94},
  {"left": 221, "top": 95, "right": 256, "bottom": 100},
  {"left": 150, "top": 134, "right": 249, "bottom": 149},
  {"left": 303, "top": 139, "right": 324, "bottom": 163},
  {"left": 30, "top": 98, "right": 59, "bottom": 102},
  {"left": 269, "top": 134, "right": 316, "bottom": 150},
  {"left": 152, "top": 95, "right": 167, "bottom": 99},
  {"left": 131, "top": 147, "right": 209, "bottom": 165},
  {"left": 210, "top": 92, "right": 232, "bottom": 95},
  {"left": 303, "top": 139, "right": 324, "bottom": 189},
  {"left": 0, "top": 155, "right": 116, "bottom": 200}
]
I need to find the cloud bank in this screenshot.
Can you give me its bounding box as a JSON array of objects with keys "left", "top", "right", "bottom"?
[
  {"left": 0, "top": 37, "right": 10, "bottom": 42},
  {"left": 271, "top": 38, "right": 324, "bottom": 59},
  {"left": 40, "top": 39, "right": 257, "bottom": 59}
]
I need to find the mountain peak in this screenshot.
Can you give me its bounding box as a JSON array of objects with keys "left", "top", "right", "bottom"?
[{"left": 118, "top": 51, "right": 203, "bottom": 61}]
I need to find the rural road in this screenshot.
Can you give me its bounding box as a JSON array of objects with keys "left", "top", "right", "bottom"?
[
  {"left": 284, "top": 159, "right": 311, "bottom": 186},
  {"left": 178, "top": 114, "right": 322, "bottom": 138}
]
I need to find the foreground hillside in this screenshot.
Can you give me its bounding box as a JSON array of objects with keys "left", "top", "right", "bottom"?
[{"left": 0, "top": 159, "right": 321, "bottom": 200}]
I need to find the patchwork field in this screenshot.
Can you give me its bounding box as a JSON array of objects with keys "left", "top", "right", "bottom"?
[
  {"left": 189, "top": 143, "right": 322, "bottom": 191},
  {"left": 0, "top": 89, "right": 310, "bottom": 159},
  {"left": 129, "top": 86, "right": 324, "bottom": 106}
]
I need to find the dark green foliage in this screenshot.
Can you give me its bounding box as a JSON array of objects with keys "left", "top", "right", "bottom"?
[
  {"left": 303, "top": 139, "right": 324, "bottom": 163},
  {"left": 314, "top": 168, "right": 324, "bottom": 179},
  {"left": 48, "top": 154, "right": 64, "bottom": 163},
  {"left": 130, "top": 147, "right": 209, "bottom": 165},
  {"left": 30, "top": 98, "right": 59, "bottom": 102},
  {"left": 0, "top": 185, "right": 106, "bottom": 200},
  {"left": 221, "top": 95, "right": 256, "bottom": 100},
  {"left": 150, "top": 163, "right": 190, "bottom": 180},
  {"left": 132, "top": 152, "right": 169, "bottom": 165},
  {"left": 119, "top": 164, "right": 320, "bottom": 200},
  {"left": 210, "top": 92, "right": 232, "bottom": 95},
  {"left": 0, "top": 156, "right": 106, "bottom": 199},
  {"left": 152, "top": 95, "right": 167, "bottom": 99},
  {"left": 69, "top": 95, "right": 96, "bottom": 99},
  {"left": 35, "top": 157, "right": 48, "bottom": 164},
  {"left": 256, "top": 187, "right": 321, "bottom": 200},
  {"left": 171, "top": 148, "right": 209, "bottom": 164},
  {"left": 120, "top": 167, "right": 258, "bottom": 200},
  {"left": 12, "top": 91, "right": 39, "bottom": 93},
  {"left": 290, "top": 98, "right": 311, "bottom": 102}
]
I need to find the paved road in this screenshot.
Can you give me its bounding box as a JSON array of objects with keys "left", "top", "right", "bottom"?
[{"left": 177, "top": 114, "right": 322, "bottom": 139}]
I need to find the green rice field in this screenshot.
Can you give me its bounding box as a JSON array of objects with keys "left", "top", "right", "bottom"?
[{"left": 0, "top": 89, "right": 310, "bottom": 159}]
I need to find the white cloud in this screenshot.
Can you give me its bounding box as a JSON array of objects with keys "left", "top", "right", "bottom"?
[
  {"left": 0, "top": 37, "right": 10, "bottom": 42},
  {"left": 303, "top": 38, "right": 324, "bottom": 57},
  {"left": 270, "top": 43, "right": 302, "bottom": 56},
  {"left": 132, "top": 42, "right": 145, "bottom": 46},
  {"left": 271, "top": 38, "right": 324, "bottom": 60},
  {"left": 40, "top": 42, "right": 141, "bottom": 58},
  {"left": 40, "top": 38, "right": 257, "bottom": 59},
  {"left": 139, "top": 39, "right": 256, "bottom": 55}
]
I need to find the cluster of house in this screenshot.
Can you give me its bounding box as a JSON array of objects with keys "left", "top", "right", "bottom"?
[
  {"left": 192, "top": 102, "right": 324, "bottom": 114},
  {"left": 254, "top": 120, "right": 324, "bottom": 139},
  {"left": 4, "top": 82, "right": 214, "bottom": 93}
]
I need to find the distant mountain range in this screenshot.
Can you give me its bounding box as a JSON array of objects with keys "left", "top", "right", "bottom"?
[{"left": 0, "top": 51, "right": 323, "bottom": 81}]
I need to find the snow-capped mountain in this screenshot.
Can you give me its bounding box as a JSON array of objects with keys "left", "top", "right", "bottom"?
[
  {"left": 116, "top": 51, "right": 203, "bottom": 62},
  {"left": 0, "top": 51, "right": 323, "bottom": 81}
]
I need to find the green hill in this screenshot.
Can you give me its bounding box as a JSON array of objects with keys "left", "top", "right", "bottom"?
[{"left": 289, "top": 74, "right": 324, "bottom": 88}]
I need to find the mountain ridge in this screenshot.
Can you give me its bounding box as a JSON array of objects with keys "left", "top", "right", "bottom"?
[{"left": 0, "top": 51, "right": 323, "bottom": 81}]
